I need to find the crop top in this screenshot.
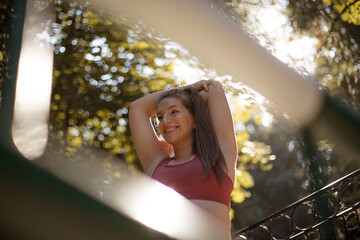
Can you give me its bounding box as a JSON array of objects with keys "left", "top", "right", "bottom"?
[{"left": 151, "top": 155, "right": 233, "bottom": 207}]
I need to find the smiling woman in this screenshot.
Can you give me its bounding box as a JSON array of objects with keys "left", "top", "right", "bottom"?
[{"left": 129, "top": 79, "right": 238, "bottom": 239}]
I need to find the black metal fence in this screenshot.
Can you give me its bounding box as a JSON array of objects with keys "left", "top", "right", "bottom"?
[{"left": 232, "top": 169, "right": 360, "bottom": 240}]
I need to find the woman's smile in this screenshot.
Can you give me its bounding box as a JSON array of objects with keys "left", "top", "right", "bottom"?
[
  {"left": 162, "top": 124, "right": 181, "bottom": 142},
  {"left": 164, "top": 126, "right": 178, "bottom": 134}
]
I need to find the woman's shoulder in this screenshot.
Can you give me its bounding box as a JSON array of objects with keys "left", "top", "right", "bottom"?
[{"left": 146, "top": 154, "right": 170, "bottom": 176}]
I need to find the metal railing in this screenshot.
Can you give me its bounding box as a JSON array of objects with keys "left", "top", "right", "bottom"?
[{"left": 232, "top": 169, "right": 360, "bottom": 240}]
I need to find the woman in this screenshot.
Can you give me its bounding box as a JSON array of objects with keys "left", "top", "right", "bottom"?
[{"left": 129, "top": 80, "right": 237, "bottom": 237}]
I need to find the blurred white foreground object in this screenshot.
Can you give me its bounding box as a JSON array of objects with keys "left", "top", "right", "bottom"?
[{"left": 12, "top": 1, "right": 54, "bottom": 159}]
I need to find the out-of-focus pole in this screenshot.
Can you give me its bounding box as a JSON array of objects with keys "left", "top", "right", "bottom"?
[{"left": 11, "top": 0, "right": 55, "bottom": 160}]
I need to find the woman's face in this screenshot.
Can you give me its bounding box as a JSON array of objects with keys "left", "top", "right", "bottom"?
[{"left": 157, "top": 97, "right": 195, "bottom": 145}]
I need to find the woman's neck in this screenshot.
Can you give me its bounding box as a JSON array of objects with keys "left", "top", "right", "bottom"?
[{"left": 172, "top": 140, "right": 195, "bottom": 163}]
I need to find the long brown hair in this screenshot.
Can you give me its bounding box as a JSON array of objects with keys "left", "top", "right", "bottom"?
[{"left": 157, "top": 87, "right": 227, "bottom": 181}]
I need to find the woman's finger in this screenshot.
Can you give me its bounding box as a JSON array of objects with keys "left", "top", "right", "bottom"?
[
  {"left": 210, "top": 80, "right": 223, "bottom": 89},
  {"left": 193, "top": 80, "right": 206, "bottom": 91},
  {"left": 193, "top": 80, "right": 203, "bottom": 90},
  {"left": 202, "top": 80, "right": 209, "bottom": 91},
  {"left": 192, "top": 79, "right": 222, "bottom": 91}
]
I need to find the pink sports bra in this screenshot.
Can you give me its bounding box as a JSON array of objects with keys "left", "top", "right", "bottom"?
[{"left": 151, "top": 155, "right": 233, "bottom": 207}]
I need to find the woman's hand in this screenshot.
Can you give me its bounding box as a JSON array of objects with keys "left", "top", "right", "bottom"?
[
  {"left": 190, "top": 80, "right": 224, "bottom": 105},
  {"left": 192, "top": 79, "right": 223, "bottom": 92}
]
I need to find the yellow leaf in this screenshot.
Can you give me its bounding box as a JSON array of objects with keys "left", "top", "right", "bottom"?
[
  {"left": 134, "top": 41, "right": 149, "bottom": 50},
  {"left": 260, "top": 163, "right": 273, "bottom": 171},
  {"left": 54, "top": 93, "right": 61, "bottom": 101},
  {"left": 231, "top": 189, "right": 246, "bottom": 203},
  {"left": 96, "top": 109, "right": 105, "bottom": 117},
  {"left": 149, "top": 79, "right": 167, "bottom": 91},
  {"left": 103, "top": 141, "right": 111, "bottom": 149},
  {"left": 70, "top": 137, "right": 82, "bottom": 147},
  {"left": 237, "top": 171, "right": 254, "bottom": 189},
  {"left": 236, "top": 132, "right": 250, "bottom": 144},
  {"left": 167, "top": 62, "right": 174, "bottom": 73},
  {"left": 126, "top": 154, "right": 135, "bottom": 163},
  {"left": 233, "top": 108, "right": 251, "bottom": 122},
  {"left": 56, "top": 112, "right": 66, "bottom": 121},
  {"left": 323, "top": 0, "right": 331, "bottom": 6},
  {"left": 254, "top": 117, "right": 262, "bottom": 125}
]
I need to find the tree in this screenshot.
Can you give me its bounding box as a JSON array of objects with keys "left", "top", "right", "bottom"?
[
  {"left": 42, "top": 1, "right": 176, "bottom": 171},
  {"left": 287, "top": 0, "right": 360, "bottom": 108}
]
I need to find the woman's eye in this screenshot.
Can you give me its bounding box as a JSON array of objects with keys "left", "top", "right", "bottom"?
[{"left": 172, "top": 110, "right": 178, "bottom": 114}]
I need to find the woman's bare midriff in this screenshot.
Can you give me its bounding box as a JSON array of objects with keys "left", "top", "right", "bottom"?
[{"left": 190, "top": 199, "right": 231, "bottom": 239}]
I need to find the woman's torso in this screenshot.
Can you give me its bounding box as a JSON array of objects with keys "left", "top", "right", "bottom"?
[{"left": 150, "top": 155, "right": 234, "bottom": 232}]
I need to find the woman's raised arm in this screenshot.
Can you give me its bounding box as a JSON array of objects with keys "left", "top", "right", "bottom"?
[
  {"left": 197, "top": 80, "right": 238, "bottom": 177},
  {"left": 129, "top": 90, "right": 169, "bottom": 174}
]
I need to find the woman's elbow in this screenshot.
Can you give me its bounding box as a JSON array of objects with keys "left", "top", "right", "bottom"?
[
  {"left": 129, "top": 100, "right": 152, "bottom": 119},
  {"left": 129, "top": 99, "right": 143, "bottom": 113},
  {"left": 129, "top": 101, "right": 139, "bottom": 120}
]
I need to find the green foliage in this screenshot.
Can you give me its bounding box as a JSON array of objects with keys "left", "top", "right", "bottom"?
[
  {"left": 49, "top": 1, "right": 176, "bottom": 170},
  {"left": 287, "top": 0, "right": 360, "bottom": 108},
  {"left": 323, "top": 0, "right": 360, "bottom": 25}
]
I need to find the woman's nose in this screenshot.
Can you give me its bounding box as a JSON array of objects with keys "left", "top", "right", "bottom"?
[
  {"left": 161, "top": 113, "right": 174, "bottom": 124},
  {"left": 162, "top": 114, "right": 170, "bottom": 122}
]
